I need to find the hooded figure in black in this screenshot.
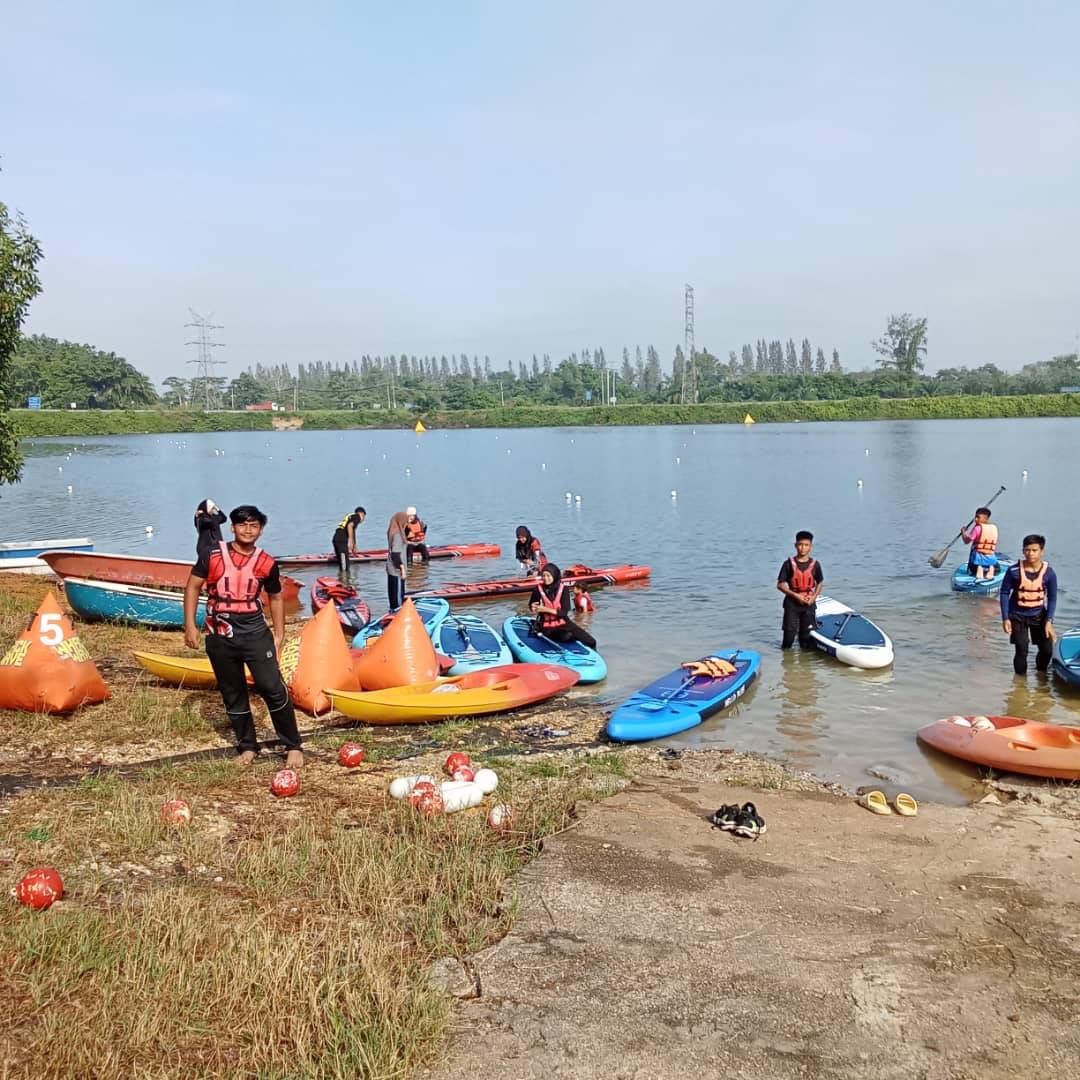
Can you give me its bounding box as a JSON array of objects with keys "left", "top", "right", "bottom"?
[
  {"left": 528, "top": 563, "right": 596, "bottom": 649},
  {"left": 194, "top": 499, "right": 228, "bottom": 562},
  {"left": 515, "top": 525, "right": 546, "bottom": 574}
]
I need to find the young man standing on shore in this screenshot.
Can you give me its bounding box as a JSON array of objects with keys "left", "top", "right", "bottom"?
[
  {"left": 184, "top": 505, "right": 303, "bottom": 767},
  {"left": 1000, "top": 534, "right": 1057, "bottom": 675},
  {"left": 777, "top": 530, "right": 823, "bottom": 650}
]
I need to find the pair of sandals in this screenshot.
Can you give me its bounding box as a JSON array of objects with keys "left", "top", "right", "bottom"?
[
  {"left": 858, "top": 790, "right": 918, "bottom": 816},
  {"left": 709, "top": 801, "right": 767, "bottom": 839}
]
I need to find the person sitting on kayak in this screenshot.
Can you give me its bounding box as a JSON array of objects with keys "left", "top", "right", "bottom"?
[
  {"left": 961, "top": 507, "right": 999, "bottom": 580},
  {"left": 405, "top": 506, "right": 430, "bottom": 563},
  {"left": 776, "top": 530, "right": 823, "bottom": 650},
  {"left": 515, "top": 526, "right": 547, "bottom": 575},
  {"left": 332, "top": 506, "right": 366, "bottom": 576},
  {"left": 183, "top": 505, "right": 303, "bottom": 770},
  {"left": 529, "top": 563, "right": 596, "bottom": 649},
  {"left": 572, "top": 583, "right": 595, "bottom": 614},
  {"left": 1000, "top": 534, "right": 1057, "bottom": 676},
  {"left": 194, "top": 498, "right": 227, "bottom": 563}
]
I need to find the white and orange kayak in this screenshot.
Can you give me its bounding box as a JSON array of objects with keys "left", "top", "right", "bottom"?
[{"left": 917, "top": 715, "right": 1080, "bottom": 780}]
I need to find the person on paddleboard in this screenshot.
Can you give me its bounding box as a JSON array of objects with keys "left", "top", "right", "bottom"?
[
  {"left": 777, "top": 530, "right": 823, "bottom": 649},
  {"left": 515, "top": 525, "right": 547, "bottom": 575},
  {"left": 183, "top": 505, "right": 303, "bottom": 769},
  {"left": 194, "top": 498, "right": 227, "bottom": 563},
  {"left": 404, "top": 506, "right": 430, "bottom": 563},
  {"left": 1000, "top": 534, "right": 1057, "bottom": 675},
  {"left": 530, "top": 564, "right": 597, "bottom": 649},
  {"left": 332, "top": 506, "right": 367, "bottom": 575},
  {"left": 961, "top": 507, "right": 999, "bottom": 580},
  {"left": 386, "top": 511, "right": 410, "bottom": 612}
]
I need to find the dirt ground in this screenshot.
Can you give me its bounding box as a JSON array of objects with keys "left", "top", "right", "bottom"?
[{"left": 428, "top": 761, "right": 1080, "bottom": 1080}]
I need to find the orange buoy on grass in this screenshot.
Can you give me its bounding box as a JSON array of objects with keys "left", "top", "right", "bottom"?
[
  {"left": 0, "top": 591, "right": 109, "bottom": 714},
  {"left": 278, "top": 602, "right": 356, "bottom": 716},
  {"left": 350, "top": 598, "right": 439, "bottom": 691}
]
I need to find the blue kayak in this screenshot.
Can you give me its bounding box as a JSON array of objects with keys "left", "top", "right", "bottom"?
[
  {"left": 352, "top": 597, "right": 450, "bottom": 647},
  {"left": 437, "top": 613, "right": 513, "bottom": 674},
  {"left": 951, "top": 556, "right": 1009, "bottom": 595},
  {"left": 1052, "top": 627, "right": 1080, "bottom": 689},
  {"left": 501, "top": 615, "right": 607, "bottom": 684},
  {"left": 606, "top": 649, "right": 761, "bottom": 742}
]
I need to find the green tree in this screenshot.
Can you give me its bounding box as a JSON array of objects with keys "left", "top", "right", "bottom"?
[
  {"left": 0, "top": 189, "right": 42, "bottom": 483},
  {"left": 814, "top": 347, "right": 826, "bottom": 375},
  {"left": 830, "top": 348, "right": 842, "bottom": 374},
  {"left": 873, "top": 314, "right": 928, "bottom": 384}
]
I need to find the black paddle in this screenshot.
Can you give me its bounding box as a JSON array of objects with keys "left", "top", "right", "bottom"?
[{"left": 928, "top": 485, "right": 1006, "bottom": 569}]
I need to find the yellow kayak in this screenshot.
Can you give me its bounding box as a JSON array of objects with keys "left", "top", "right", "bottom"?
[
  {"left": 326, "top": 662, "right": 579, "bottom": 725},
  {"left": 133, "top": 651, "right": 251, "bottom": 689}
]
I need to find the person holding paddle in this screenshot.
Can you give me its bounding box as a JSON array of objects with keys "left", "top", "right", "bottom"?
[
  {"left": 1000, "top": 534, "right": 1058, "bottom": 675},
  {"left": 777, "top": 530, "right": 823, "bottom": 649}
]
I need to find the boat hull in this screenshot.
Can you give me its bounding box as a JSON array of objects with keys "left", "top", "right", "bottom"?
[
  {"left": 64, "top": 577, "right": 207, "bottom": 630},
  {"left": 413, "top": 564, "right": 651, "bottom": 603},
  {"left": 276, "top": 542, "right": 501, "bottom": 567},
  {"left": 918, "top": 715, "right": 1080, "bottom": 780}
]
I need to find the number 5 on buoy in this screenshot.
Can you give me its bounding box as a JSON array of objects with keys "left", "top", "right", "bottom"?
[{"left": 39, "top": 613, "right": 64, "bottom": 647}]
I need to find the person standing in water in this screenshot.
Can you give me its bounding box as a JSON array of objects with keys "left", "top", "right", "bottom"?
[
  {"left": 529, "top": 564, "right": 597, "bottom": 649},
  {"left": 776, "top": 530, "right": 823, "bottom": 650},
  {"left": 194, "top": 499, "right": 227, "bottom": 563},
  {"left": 1000, "top": 534, "right": 1057, "bottom": 675},
  {"left": 515, "top": 525, "right": 547, "bottom": 575},
  {"left": 183, "top": 505, "right": 302, "bottom": 768},
  {"left": 386, "top": 511, "right": 410, "bottom": 611},
  {"left": 332, "top": 506, "right": 366, "bottom": 575},
  {"left": 961, "top": 507, "right": 999, "bottom": 580}
]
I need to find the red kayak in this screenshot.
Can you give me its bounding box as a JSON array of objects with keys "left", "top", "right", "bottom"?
[
  {"left": 311, "top": 577, "right": 372, "bottom": 635},
  {"left": 40, "top": 550, "right": 303, "bottom": 605},
  {"left": 276, "top": 542, "right": 500, "bottom": 567},
  {"left": 411, "top": 563, "right": 651, "bottom": 603}
]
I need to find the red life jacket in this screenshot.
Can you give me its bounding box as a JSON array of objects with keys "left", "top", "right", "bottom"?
[
  {"left": 1015, "top": 562, "right": 1048, "bottom": 609},
  {"left": 207, "top": 541, "right": 275, "bottom": 617},
  {"left": 406, "top": 519, "right": 427, "bottom": 543},
  {"left": 537, "top": 581, "right": 567, "bottom": 631},
  {"left": 788, "top": 557, "right": 818, "bottom": 598},
  {"left": 574, "top": 591, "right": 595, "bottom": 613}
]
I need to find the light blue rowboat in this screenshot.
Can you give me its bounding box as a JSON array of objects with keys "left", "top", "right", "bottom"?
[
  {"left": 437, "top": 613, "right": 513, "bottom": 674},
  {"left": 0, "top": 537, "right": 93, "bottom": 560},
  {"left": 64, "top": 577, "right": 205, "bottom": 630}
]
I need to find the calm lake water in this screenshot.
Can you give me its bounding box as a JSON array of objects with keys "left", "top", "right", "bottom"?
[{"left": 8, "top": 419, "right": 1080, "bottom": 803}]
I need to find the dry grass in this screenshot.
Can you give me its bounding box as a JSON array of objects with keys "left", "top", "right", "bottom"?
[{"left": 0, "top": 741, "right": 625, "bottom": 1078}]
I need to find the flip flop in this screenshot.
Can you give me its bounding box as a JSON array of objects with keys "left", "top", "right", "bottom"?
[
  {"left": 857, "top": 790, "right": 892, "bottom": 815},
  {"left": 893, "top": 793, "right": 918, "bottom": 816}
]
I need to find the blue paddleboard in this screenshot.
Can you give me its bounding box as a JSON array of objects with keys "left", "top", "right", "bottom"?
[
  {"left": 606, "top": 649, "right": 761, "bottom": 742},
  {"left": 951, "top": 556, "right": 1008, "bottom": 595},
  {"left": 352, "top": 597, "right": 450, "bottom": 647},
  {"left": 502, "top": 615, "right": 607, "bottom": 684},
  {"left": 1052, "top": 627, "right": 1080, "bottom": 689},
  {"left": 437, "top": 613, "right": 513, "bottom": 674}
]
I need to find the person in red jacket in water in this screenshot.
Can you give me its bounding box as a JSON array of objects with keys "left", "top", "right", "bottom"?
[
  {"left": 776, "top": 530, "right": 823, "bottom": 649},
  {"left": 184, "top": 505, "right": 302, "bottom": 769}
]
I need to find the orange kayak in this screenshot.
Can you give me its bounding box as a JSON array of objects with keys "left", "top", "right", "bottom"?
[
  {"left": 326, "top": 662, "right": 579, "bottom": 725},
  {"left": 917, "top": 715, "right": 1080, "bottom": 780}
]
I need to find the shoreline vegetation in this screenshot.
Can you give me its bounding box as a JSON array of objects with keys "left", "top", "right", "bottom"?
[{"left": 13, "top": 392, "right": 1080, "bottom": 438}]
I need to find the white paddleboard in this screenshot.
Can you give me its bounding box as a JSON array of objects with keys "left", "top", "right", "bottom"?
[{"left": 809, "top": 596, "right": 894, "bottom": 669}]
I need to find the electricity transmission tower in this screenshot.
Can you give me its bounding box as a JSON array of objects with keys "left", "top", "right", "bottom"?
[
  {"left": 185, "top": 310, "right": 225, "bottom": 411},
  {"left": 680, "top": 284, "right": 697, "bottom": 404}
]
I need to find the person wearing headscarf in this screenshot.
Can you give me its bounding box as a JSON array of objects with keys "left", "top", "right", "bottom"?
[
  {"left": 194, "top": 499, "right": 227, "bottom": 562},
  {"left": 528, "top": 563, "right": 596, "bottom": 649},
  {"left": 515, "top": 525, "right": 547, "bottom": 575},
  {"left": 385, "top": 511, "right": 411, "bottom": 611}
]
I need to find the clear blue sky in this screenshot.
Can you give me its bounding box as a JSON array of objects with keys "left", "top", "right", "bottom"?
[{"left": 4, "top": 1, "right": 1078, "bottom": 383}]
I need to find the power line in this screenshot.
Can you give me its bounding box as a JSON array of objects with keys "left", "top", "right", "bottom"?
[
  {"left": 680, "top": 284, "right": 697, "bottom": 404},
  {"left": 185, "top": 309, "right": 225, "bottom": 411}
]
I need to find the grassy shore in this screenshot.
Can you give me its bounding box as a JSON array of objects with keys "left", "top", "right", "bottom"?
[{"left": 12, "top": 392, "right": 1080, "bottom": 438}]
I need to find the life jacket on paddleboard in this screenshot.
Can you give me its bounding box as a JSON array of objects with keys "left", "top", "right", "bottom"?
[
  {"left": 536, "top": 581, "right": 568, "bottom": 633},
  {"left": 974, "top": 523, "right": 998, "bottom": 555},
  {"left": 406, "top": 519, "right": 427, "bottom": 543},
  {"left": 788, "top": 557, "right": 818, "bottom": 599},
  {"left": 1015, "top": 562, "right": 1048, "bottom": 610},
  {"left": 206, "top": 541, "right": 275, "bottom": 634}
]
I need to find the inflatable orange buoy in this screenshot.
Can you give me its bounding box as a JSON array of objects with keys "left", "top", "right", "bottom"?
[
  {"left": 16, "top": 866, "right": 64, "bottom": 909},
  {"left": 351, "top": 599, "right": 438, "bottom": 691},
  {"left": 278, "top": 603, "right": 356, "bottom": 716},
  {"left": 0, "top": 591, "right": 109, "bottom": 714}
]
